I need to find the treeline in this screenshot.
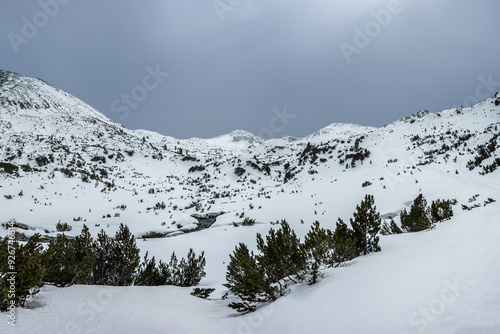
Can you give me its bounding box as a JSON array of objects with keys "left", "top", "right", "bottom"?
[
  {"left": 224, "top": 194, "right": 382, "bottom": 313},
  {"left": 0, "top": 224, "right": 206, "bottom": 311},
  {"left": 225, "top": 193, "right": 455, "bottom": 313},
  {"left": 381, "top": 194, "right": 454, "bottom": 235}
]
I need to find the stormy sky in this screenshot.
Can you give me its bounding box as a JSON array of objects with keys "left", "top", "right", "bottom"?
[{"left": 1, "top": 0, "right": 500, "bottom": 139}]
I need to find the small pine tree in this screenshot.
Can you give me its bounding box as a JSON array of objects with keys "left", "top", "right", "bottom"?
[
  {"left": 166, "top": 252, "right": 180, "bottom": 285},
  {"left": 92, "top": 229, "right": 113, "bottom": 285},
  {"left": 401, "top": 194, "right": 432, "bottom": 232},
  {"left": 302, "top": 221, "right": 332, "bottom": 284},
  {"left": 380, "top": 222, "right": 392, "bottom": 236},
  {"left": 331, "top": 218, "right": 357, "bottom": 266},
  {"left": 135, "top": 252, "right": 166, "bottom": 286},
  {"left": 256, "top": 220, "right": 306, "bottom": 295},
  {"left": 224, "top": 243, "right": 276, "bottom": 313},
  {"left": 1, "top": 235, "right": 44, "bottom": 310},
  {"left": 43, "top": 225, "right": 98, "bottom": 287},
  {"left": 430, "top": 199, "right": 453, "bottom": 223},
  {"left": 389, "top": 218, "right": 403, "bottom": 234},
  {"left": 380, "top": 218, "right": 403, "bottom": 235},
  {"left": 350, "top": 195, "right": 382, "bottom": 256},
  {"left": 111, "top": 224, "right": 140, "bottom": 286},
  {"left": 176, "top": 249, "right": 206, "bottom": 287}
]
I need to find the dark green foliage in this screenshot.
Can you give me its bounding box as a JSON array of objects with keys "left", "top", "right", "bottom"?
[
  {"left": 91, "top": 156, "right": 106, "bottom": 164},
  {"left": 91, "top": 225, "right": 140, "bottom": 286},
  {"left": 331, "top": 219, "right": 357, "bottom": 266},
  {"left": 42, "top": 225, "right": 98, "bottom": 287},
  {"left": 299, "top": 142, "right": 320, "bottom": 165},
  {"left": 0, "top": 162, "right": 18, "bottom": 174},
  {"left": 234, "top": 167, "right": 246, "bottom": 176},
  {"left": 224, "top": 243, "right": 276, "bottom": 314},
  {"left": 91, "top": 229, "right": 114, "bottom": 285},
  {"left": 1, "top": 235, "right": 44, "bottom": 311},
  {"left": 242, "top": 217, "right": 256, "bottom": 226},
  {"left": 400, "top": 194, "right": 432, "bottom": 232},
  {"left": 381, "top": 218, "right": 403, "bottom": 235},
  {"left": 188, "top": 165, "right": 205, "bottom": 173},
  {"left": 256, "top": 220, "right": 306, "bottom": 295},
  {"left": 153, "top": 202, "right": 166, "bottom": 210},
  {"left": 181, "top": 156, "right": 198, "bottom": 162},
  {"left": 389, "top": 218, "right": 403, "bottom": 234},
  {"left": 35, "top": 155, "right": 51, "bottom": 167},
  {"left": 56, "top": 222, "right": 72, "bottom": 232},
  {"left": 350, "top": 195, "right": 382, "bottom": 256},
  {"left": 191, "top": 287, "right": 215, "bottom": 299},
  {"left": 135, "top": 249, "right": 206, "bottom": 287},
  {"left": 141, "top": 231, "right": 166, "bottom": 239},
  {"left": 302, "top": 221, "right": 332, "bottom": 284},
  {"left": 59, "top": 168, "right": 74, "bottom": 178},
  {"left": 175, "top": 249, "right": 207, "bottom": 287},
  {"left": 134, "top": 252, "right": 169, "bottom": 286},
  {"left": 466, "top": 133, "right": 499, "bottom": 174},
  {"left": 430, "top": 199, "right": 454, "bottom": 223},
  {"left": 110, "top": 224, "right": 140, "bottom": 286}
]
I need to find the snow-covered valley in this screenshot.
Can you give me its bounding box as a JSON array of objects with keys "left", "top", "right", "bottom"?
[{"left": 0, "top": 69, "right": 499, "bottom": 333}]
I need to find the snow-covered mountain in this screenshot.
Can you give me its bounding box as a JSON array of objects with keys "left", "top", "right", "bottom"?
[{"left": 1, "top": 70, "right": 499, "bottom": 333}]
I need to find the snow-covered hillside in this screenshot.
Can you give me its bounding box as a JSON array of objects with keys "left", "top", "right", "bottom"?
[{"left": 0, "top": 69, "right": 499, "bottom": 333}]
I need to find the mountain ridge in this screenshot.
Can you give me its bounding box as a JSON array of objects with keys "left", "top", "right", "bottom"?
[
  {"left": 3, "top": 69, "right": 492, "bottom": 143},
  {"left": 0, "top": 69, "right": 499, "bottom": 242}
]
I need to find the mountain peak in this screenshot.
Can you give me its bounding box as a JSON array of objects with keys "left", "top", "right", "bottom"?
[
  {"left": 212, "top": 129, "right": 262, "bottom": 144},
  {"left": 0, "top": 70, "right": 112, "bottom": 125}
]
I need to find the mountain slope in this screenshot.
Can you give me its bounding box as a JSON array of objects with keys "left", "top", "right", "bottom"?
[{"left": 1, "top": 70, "right": 499, "bottom": 239}]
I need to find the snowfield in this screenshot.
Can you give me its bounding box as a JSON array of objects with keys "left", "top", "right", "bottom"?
[
  {"left": 0, "top": 70, "right": 499, "bottom": 333},
  {"left": 2, "top": 202, "right": 499, "bottom": 334}
]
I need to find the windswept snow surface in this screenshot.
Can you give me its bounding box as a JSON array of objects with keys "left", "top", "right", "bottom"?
[
  {"left": 2, "top": 202, "right": 499, "bottom": 334},
  {"left": 0, "top": 70, "right": 499, "bottom": 333}
]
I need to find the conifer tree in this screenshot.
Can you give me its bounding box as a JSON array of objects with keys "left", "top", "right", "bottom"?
[
  {"left": 224, "top": 243, "right": 276, "bottom": 313},
  {"left": 43, "top": 225, "right": 98, "bottom": 286},
  {"left": 135, "top": 252, "right": 166, "bottom": 286},
  {"left": 256, "top": 220, "right": 306, "bottom": 296},
  {"left": 302, "top": 221, "right": 332, "bottom": 284},
  {"left": 389, "top": 218, "right": 403, "bottom": 234},
  {"left": 350, "top": 195, "right": 382, "bottom": 256},
  {"left": 429, "top": 199, "right": 453, "bottom": 223},
  {"left": 331, "top": 218, "right": 357, "bottom": 266},
  {"left": 135, "top": 249, "right": 206, "bottom": 287},
  {"left": 92, "top": 229, "right": 113, "bottom": 285},
  {"left": 166, "top": 252, "right": 180, "bottom": 285},
  {"left": 400, "top": 194, "right": 431, "bottom": 232},
  {"left": 73, "top": 225, "right": 99, "bottom": 284},
  {"left": 380, "top": 218, "right": 403, "bottom": 235},
  {"left": 111, "top": 223, "right": 140, "bottom": 286},
  {"left": 1, "top": 235, "right": 44, "bottom": 310},
  {"left": 176, "top": 249, "right": 206, "bottom": 287}
]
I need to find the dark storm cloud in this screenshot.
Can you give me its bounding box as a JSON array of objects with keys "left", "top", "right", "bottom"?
[{"left": 1, "top": 0, "right": 500, "bottom": 139}]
